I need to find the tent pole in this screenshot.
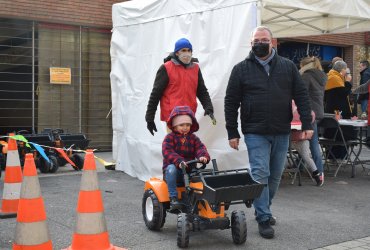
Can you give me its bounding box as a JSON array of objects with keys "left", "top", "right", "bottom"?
[
  {"left": 257, "top": 0, "right": 262, "bottom": 26},
  {"left": 306, "top": 43, "right": 310, "bottom": 56}
]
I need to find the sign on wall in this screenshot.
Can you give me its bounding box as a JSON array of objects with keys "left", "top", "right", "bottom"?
[{"left": 50, "top": 67, "right": 71, "bottom": 84}]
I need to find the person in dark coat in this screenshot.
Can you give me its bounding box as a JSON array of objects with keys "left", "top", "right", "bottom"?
[
  {"left": 324, "top": 60, "right": 356, "bottom": 159},
  {"left": 145, "top": 38, "right": 214, "bottom": 136},
  {"left": 224, "top": 26, "right": 313, "bottom": 239},
  {"left": 162, "top": 106, "right": 210, "bottom": 209},
  {"left": 357, "top": 60, "right": 370, "bottom": 115},
  {"left": 299, "top": 56, "right": 327, "bottom": 185},
  {"left": 325, "top": 60, "right": 353, "bottom": 119}
]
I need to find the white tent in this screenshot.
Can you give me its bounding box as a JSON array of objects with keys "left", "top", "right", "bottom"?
[
  {"left": 260, "top": 0, "right": 370, "bottom": 37},
  {"left": 110, "top": 0, "right": 370, "bottom": 181}
]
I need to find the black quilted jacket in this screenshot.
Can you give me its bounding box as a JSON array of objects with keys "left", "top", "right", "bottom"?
[{"left": 224, "top": 51, "right": 312, "bottom": 139}]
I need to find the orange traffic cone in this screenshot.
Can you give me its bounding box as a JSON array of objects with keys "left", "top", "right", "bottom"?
[
  {"left": 13, "top": 153, "right": 52, "bottom": 250},
  {"left": 0, "top": 133, "right": 23, "bottom": 218},
  {"left": 62, "top": 150, "right": 126, "bottom": 250}
]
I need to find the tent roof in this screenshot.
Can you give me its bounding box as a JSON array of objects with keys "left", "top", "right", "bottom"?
[
  {"left": 261, "top": 0, "right": 370, "bottom": 37},
  {"left": 113, "top": 0, "right": 370, "bottom": 38}
]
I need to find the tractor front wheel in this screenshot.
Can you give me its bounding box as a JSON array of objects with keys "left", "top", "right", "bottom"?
[
  {"left": 231, "top": 210, "right": 247, "bottom": 244},
  {"left": 48, "top": 155, "right": 59, "bottom": 173},
  {"left": 37, "top": 156, "right": 50, "bottom": 173},
  {"left": 37, "top": 155, "right": 58, "bottom": 173},
  {"left": 142, "top": 189, "right": 166, "bottom": 231},
  {"left": 177, "top": 213, "right": 191, "bottom": 248}
]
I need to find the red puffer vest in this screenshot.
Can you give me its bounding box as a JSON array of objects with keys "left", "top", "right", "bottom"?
[{"left": 160, "top": 61, "right": 199, "bottom": 121}]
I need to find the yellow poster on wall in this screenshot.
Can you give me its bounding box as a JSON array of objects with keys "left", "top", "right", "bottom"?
[{"left": 50, "top": 67, "right": 71, "bottom": 84}]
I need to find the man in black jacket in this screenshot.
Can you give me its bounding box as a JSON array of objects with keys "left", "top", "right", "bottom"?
[
  {"left": 358, "top": 60, "right": 370, "bottom": 115},
  {"left": 224, "top": 26, "right": 313, "bottom": 239}
]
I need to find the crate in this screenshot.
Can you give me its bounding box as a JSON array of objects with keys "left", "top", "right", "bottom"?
[
  {"left": 59, "top": 134, "right": 89, "bottom": 149},
  {"left": 199, "top": 169, "right": 265, "bottom": 204},
  {"left": 22, "top": 134, "right": 54, "bottom": 147}
]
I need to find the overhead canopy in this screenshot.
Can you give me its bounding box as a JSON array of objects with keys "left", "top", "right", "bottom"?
[{"left": 260, "top": 0, "right": 370, "bottom": 37}]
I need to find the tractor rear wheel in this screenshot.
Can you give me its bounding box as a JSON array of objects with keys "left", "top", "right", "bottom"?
[
  {"left": 71, "top": 153, "right": 85, "bottom": 170},
  {"left": 231, "top": 210, "right": 247, "bottom": 244},
  {"left": 177, "top": 213, "right": 191, "bottom": 248},
  {"left": 142, "top": 189, "right": 166, "bottom": 230}
]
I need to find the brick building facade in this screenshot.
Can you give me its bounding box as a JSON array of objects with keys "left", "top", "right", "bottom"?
[
  {"left": 0, "top": 0, "right": 127, "bottom": 150},
  {"left": 0, "top": 0, "right": 122, "bottom": 27}
]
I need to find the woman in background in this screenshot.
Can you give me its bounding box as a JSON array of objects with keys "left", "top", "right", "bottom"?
[{"left": 299, "top": 56, "right": 327, "bottom": 185}]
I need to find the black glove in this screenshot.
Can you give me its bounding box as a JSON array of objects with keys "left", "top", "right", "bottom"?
[
  {"left": 147, "top": 121, "right": 157, "bottom": 136},
  {"left": 204, "top": 111, "right": 217, "bottom": 125}
]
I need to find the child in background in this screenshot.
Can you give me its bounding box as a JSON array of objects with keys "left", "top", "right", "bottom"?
[
  {"left": 162, "top": 106, "right": 210, "bottom": 209},
  {"left": 291, "top": 101, "right": 323, "bottom": 186}
]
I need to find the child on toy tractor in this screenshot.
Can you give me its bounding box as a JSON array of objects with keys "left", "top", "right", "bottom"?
[{"left": 162, "top": 106, "right": 209, "bottom": 210}]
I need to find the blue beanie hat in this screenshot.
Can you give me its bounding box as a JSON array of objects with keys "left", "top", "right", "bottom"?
[{"left": 174, "top": 38, "right": 192, "bottom": 53}]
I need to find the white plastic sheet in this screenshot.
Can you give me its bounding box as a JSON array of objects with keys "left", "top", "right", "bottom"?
[{"left": 111, "top": 0, "right": 257, "bottom": 181}]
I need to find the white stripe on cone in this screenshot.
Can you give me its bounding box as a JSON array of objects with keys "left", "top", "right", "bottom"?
[
  {"left": 6, "top": 150, "right": 21, "bottom": 166},
  {"left": 80, "top": 170, "right": 99, "bottom": 191},
  {"left": 75, "top": 212, "right": 108, "bottom": 234},
  {"left": 14, "top": 221, "right": 50, "bottom": 245},
  {"left": 20, "top": 176, "right": 41, "bottom": 199},
  {"left": 2, "top": 183, "right": 21, "bottom": 200}
]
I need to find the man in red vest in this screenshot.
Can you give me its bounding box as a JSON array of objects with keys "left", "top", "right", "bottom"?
[{"left": 145, "top": 38, "right": 215, "bottom": 135}]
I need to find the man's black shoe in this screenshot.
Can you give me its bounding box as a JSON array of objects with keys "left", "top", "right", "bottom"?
[
  {"left": 258, "top": 220, "right": 275, "bottom": 239},
  {"left": 255, "top": 210, "right": 276, "bottom": 226},
  {"left": 269, "top": 216, "right": 276, "bottom": 226}
]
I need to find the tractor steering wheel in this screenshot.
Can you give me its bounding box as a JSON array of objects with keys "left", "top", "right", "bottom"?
[{"left": 180, "top": 159, "right": 207, "bottom": 170}]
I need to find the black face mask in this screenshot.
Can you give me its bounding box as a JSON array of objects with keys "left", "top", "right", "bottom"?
[{"left": 252, "top": 43, "right": 270, "bottom": 58}]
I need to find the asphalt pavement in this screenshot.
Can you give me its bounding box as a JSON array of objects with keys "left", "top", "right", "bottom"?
[{"left": 1, "top": 151, "right": 370, "bottom": 250}]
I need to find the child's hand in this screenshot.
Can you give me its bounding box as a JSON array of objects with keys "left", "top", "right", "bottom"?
[{"left": 199, "top": 157, "right": 208, "bottom": 164}]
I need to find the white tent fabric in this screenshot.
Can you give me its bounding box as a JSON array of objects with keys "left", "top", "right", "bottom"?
[
  {"left": 261, "top": 0, "right": 370, "bottom": 37},
  {"left": 111, "top": 0, "right": 257, "bottom": 181},
  {"left": 110, "top": 0, "right": 370, "bottom": 181}
]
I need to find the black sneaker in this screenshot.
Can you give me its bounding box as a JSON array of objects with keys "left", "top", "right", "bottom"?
[
  {"left": 170, "top": 197, "right": 181, "bottom": 210},
  {"left": 258, "top": 220, "right": 275, "bottom": 239},
  {"left": 313, "top": 172, "right": 324, "bottom": 186}
]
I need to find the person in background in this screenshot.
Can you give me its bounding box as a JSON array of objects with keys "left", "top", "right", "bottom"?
[
  {"left": 291, "top": 101, "right": 322, "bottom": 186},
  {"left": 325, "top": 60, "right": 353, "bottom": 119},
  {"left": 224, "top": 26, "right": 313, "bottom": 239},
  {"left": 324, "top": 60, "right": 356, "bottom": 159},
  {"left": 299, "top": 56, "right": 327, "bottom": 186},
  {"left": 145, "top": 38, "right": 214, "bottom": 135},
  {"left": 357, "top": 60, "right": 370, "bottom": 117},
  {"left": 331, "top": 57, "right": 343, "bottom": 66}
]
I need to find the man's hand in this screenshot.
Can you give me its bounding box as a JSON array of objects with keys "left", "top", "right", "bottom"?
[
  {"left": 147, "top": 121, "right": 157, "bottom": 136},
  {"left": 302, "top": 130, "right": 314, "bottom": 140},
  {"left": 229, "top": 138, "right": 240, "bottom": 150}
]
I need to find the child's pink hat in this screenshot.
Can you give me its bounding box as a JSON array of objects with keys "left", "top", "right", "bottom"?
[{"left": 172, "top": 115, "right": 192, "bottom": 127}]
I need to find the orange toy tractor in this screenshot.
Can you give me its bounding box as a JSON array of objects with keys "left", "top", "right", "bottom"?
[{"left": 142, "top": 159, "right": 265, "bottom": 248}]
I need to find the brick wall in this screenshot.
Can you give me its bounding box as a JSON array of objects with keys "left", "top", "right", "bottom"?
[
  {"left": 0, "top": 0, "right": 128, "bottom": 28},
  {"left": 290, "top": 32, "right": 366, "bottom": 46}
]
